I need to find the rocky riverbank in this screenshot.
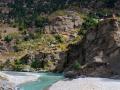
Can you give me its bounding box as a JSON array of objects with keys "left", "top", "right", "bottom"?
[
  {"left": 0, "top": 71, "right": 41, "bottom": 90},
  {"left": 0, "top": 76, "right": 18, "bottom": 90}
]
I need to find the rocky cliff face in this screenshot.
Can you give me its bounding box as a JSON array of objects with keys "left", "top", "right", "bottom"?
[
  {"left": 85, "top": 18, "right": 119, "bottom": 63},
  {"left": 84, "top": 18, "right": 120, "bottom": 75},
  {"left": 65, "top": 17, "right": 120, "bottom": 77}
]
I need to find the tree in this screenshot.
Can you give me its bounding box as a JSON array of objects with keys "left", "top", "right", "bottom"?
[{"left": 35, "top": 15, "right": 48, "bottom": 27}]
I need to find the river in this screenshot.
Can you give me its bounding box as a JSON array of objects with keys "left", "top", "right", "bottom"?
[{"left": 19, "top": 72, "right": 63, "bottom": 90}]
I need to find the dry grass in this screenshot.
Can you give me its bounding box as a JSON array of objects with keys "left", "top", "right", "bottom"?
[{"left": 0, "top": 24, "right": 19, "bottom": 38}]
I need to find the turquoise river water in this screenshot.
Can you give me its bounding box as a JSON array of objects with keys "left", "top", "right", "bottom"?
[{"left": 19, "top": 73, "right": 63, "bottom": 90}]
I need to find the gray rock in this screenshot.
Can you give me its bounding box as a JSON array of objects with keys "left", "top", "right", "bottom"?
[
  {"left": 64, "top": 71, "right": 78, "bottom": 78},
  {"left": 44, "top": 11, "right": 83, "bottom": 41}
]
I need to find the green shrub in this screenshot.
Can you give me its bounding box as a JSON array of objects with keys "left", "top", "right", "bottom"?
[
  {"left": 72, "top": 61, "right": 81, "bottom": 70},
  {"left": 11, "top": 60, "right": 25, "bottom": 71},
  {"left": 35, "top": 15, "right": 48, "bottom": 27},
  {"left": 31, "top": 60, "right": 41, "bottom": 69},
  {"left": 4, "top": 35, "right": 13, "bottom": 43},
  {"left": 82, "top": 17, "right": 98, "bottom": 30},
  {"left": 10, "top": 21, "right": 17, "bottom": 28},
  {"left": 0, "top": 64, "right": 4, "bottom": 70},
  {"left": 13, "top": 64, "right": 25, "bottom": 71},
  {"left": 18, "top": 26, "right": 24, "bottom": 31},
  {"left": 55, "top": 34, "right": 64, "bottom": 43},
  {"left": 14, "top": 59, "right": 21, "bottom": 65}
]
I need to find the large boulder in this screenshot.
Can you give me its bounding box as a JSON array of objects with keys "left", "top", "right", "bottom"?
[{"left": 64, "top": 71, "right": 78, "bottom": 78}]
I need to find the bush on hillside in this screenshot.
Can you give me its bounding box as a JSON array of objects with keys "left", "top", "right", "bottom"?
[
  {"left": 35, "top": 16, "right": 48, "bottom": 28},
  {"left": 82, "top": 17, "right": 98, "bottom": 31},
  {"left": 72, "top": 61, "right": 81, "bottom": 70},
  {"left": 4, "top": 35, "right": 13, "bottom": 43}
]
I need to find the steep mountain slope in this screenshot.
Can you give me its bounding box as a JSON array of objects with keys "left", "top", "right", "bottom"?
[
  {"left": 1, "top": 0, "right": 120, "bottom": 75},
  {"left": 0, "top": 9, "right": 84, "bottom": 71}
]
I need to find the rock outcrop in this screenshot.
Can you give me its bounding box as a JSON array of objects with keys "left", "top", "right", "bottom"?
[
  {"left": 84, "top": 18, "right": 120, "bottom": 75},
  {"left": 19, "top": 51, "right": 67, "bottom": 72},
  {"left": 44, "top": 11, "right": 83, "bottom": 41},
  {"left": 66, "top": 17, "right": 120, "bottom": 77}
]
